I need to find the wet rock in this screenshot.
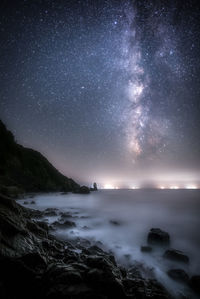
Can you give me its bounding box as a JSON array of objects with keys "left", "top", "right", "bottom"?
[
  {"left": 141, "top": 245, "right": 152, "bottom": 252},
  {"left": 189, "top": 275, "right": 200, "bottom": 294},
  {"left": 109, "top": 219, "right": 121, "bottom": 225},
  {"left": 59, "top": 211, "right": 73, "bottom": 219},
  {"left": 123, "top": 277, "right": 170, "bottom": 298},
  {"left": 23, "top": 201, "right": 28, "bottom": 205},
  {"left": 167, "top": 269, "right": 189, "bottom": 283},
  {"left": 82, "top": 225, "right": 90, "bottom": 230},
  {"left": 26, "top": 220, "right": 48, "bottom": 238},
  {"left": 36, "top": 221, "right": 49, "bottom": 232},
  {"left": 43, "top": 208, "right": 58, "bottom": 216},
  {"left": 163, "top": 249, "right": 189, "bottom": 263},
  {"left": 52, "top": 220, "right": 76, "bottom": 229},
  {"left": 28, "top": 209, "right": 43, "bottom": 219},
  {"left": 30, "top": 200, "right": 35, "bottom": 204},
  {"left": 95, "top": 240, "right": 103, "bottom": 247},
  {"left": 124, "top": 254, "right": 131, "bottom": 261},
  {"left": 79, "top": 185, "right": 90, "bottom": 194},
  {"left": 147, "top": 228, "right": 170, "bottom": 246}
]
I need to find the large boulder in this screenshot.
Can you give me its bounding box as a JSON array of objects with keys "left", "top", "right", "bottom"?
[
  {"left": 147, "top": 228, "right": 170, "bottom": 246},
  {"left": 52, "top": 220, "right": 76, "bottom": 229},
  {"left": 44, "top": 208, "right": 59, "bottom": 216},
  {"left": 79, "top": 186, "right": 90, "bottom": 194},
  {"left": 167, "top": 269, "right": 189, "bottom": 283},
  {"left": 163, "top": 249, "right": 189, "bottom": 263}
]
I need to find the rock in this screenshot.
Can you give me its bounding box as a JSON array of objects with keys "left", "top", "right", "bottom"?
[
  {"left": 24, "top": 201, "right": 28, "bottom": 204},
  {"left": 82, "top": 225, "right": 90, "bottom": 230},
  {"left": 30, "top": 200, "right": 35, "bottom": 204},
  {"left": 43, "top": 208, "right": 58, "bottom": 216},
  {"left": 123, "top": 277, "right": 170, "bottom": 299},
  {"left": 52, "top": 220, "right": 76, "bottom": 229},
  {"left": 0, "top": 185, "right": 23, "bottom": 198},
  {"left": 141, "top": 245, "right": 152, "bottom": 252},
  {"left": 90, "top": 182, "right": 98, "bottom": 191},
  {"left": 28, "top": 209, "right": 43, "bottom": 219},
  {"left": 163, "top": 249, "right": 189, "bottom": 263},
  {"left": 167, "top": 269, "right": 189, "bottom": 283},
  {"left": 189, "top": 275, "right": 200, "bottom": 294},
  {"left": 109, "top": 219, "right": 121, "bottom": 225},
  {"left": 147, "top": 228, "right": 170, "bottom": 246},
  {"left": 59, "top": 211, "right": 73, "bottom": 219},
  {"left": 79, "top": 186, "right": 90, "bottom": 194},
  {"left": 36, "top": 221, "right": 49, "bottom": 232},
  {"left": 93, "top": 182, "right": 98, "bottom": 191}
]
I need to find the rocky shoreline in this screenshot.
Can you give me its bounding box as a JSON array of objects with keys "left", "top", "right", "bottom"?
[
  {"left": 0, "top": 193, "right": 173, "bottom": 299},
  {"left": 1, "top": 194, "right": 200, "bottom": 298}
]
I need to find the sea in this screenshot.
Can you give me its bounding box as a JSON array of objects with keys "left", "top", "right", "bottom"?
[{"left": 18, "top": 189, "right": 200, "bottom": 298}]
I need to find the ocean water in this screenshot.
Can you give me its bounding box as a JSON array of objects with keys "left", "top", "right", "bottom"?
[{"left": 19, "top": 189, "right": 200, "bottom": 298}]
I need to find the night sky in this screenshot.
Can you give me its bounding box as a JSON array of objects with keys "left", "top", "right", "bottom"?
[{"left": 1, "top": 0, "right": 200, "bottom": 188}]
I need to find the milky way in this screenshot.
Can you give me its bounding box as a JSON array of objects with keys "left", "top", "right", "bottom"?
[{"left": 0, "top": 0, "right": 200, "bottom": 186}]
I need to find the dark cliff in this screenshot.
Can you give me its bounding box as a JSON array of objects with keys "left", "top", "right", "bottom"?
[{"left": 0, "top": 120, "right": 79, "bottom": 192}]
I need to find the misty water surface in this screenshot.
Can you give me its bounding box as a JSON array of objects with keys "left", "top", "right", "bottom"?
[{"left": 19, "top": 189, "right": 200, "bottom": 298}]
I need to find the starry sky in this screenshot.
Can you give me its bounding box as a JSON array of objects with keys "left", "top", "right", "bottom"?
[{"left": 0, "top": 0, "right": 200, "bottom": 188}]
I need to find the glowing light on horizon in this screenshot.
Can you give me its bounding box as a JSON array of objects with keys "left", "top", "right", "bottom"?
[
  {"left": 159, "top": 186, "right": 165, "bottom": 189},
  {"left": 170, "top": 185, "right": 179, "bottom": 189},
  {"left": 104, "top": 184, "right": 115, "bottom": 189},
  {"left": 131, "top": 186, "right": 139, "bottom": 189},
  {"left": 185, "top": 185, "right": 197, "bottom": 189}
]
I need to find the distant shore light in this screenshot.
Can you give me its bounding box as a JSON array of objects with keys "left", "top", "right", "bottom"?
[
  {"left": 185, "top": 185, "right": 197, "bottom": 189},
  {"left": 131, "top": 186, "right": 138, "bottom": 189},
  {"left": 104, "top": 184, "right": 115, "bottom": 189},
  {"left": 170, "top": 186, "right": 179, "bottom": 189}
]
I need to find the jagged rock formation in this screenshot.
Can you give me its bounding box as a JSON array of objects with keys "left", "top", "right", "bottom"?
[{"left": 90, "top": 182, "right": 98, "bottom": 191}]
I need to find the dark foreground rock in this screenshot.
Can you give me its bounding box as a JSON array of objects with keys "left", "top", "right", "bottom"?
[
  {"left": 141, "top": 246, "right": 152, "bottom": 253},
  {"left": 167, "top": 269, "right": 189, "bottom": 283},
  {"left": 0, "top": 194, "right": 171, "bottom": 299},
  {"left": 163, "top": 249, "right": 189, "bottom": 264},
  {"left": 79, "top": 186, "right": 90, "bottom": 194},
  {"left": 147, "top": 228, "right": 170, "bottom": 246},
  {"left": 189, "top": 275, "right": 200, "bottom": 295},
  {"left": 51, "top": 219, "right": 76, "bottom": 229}
]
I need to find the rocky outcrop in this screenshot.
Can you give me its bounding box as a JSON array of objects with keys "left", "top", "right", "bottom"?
[
  {"left": 78, "top": 185, "right": 90, "bottom": 194},
  {"left": 163, "top": 249, "right": 189, "bottom": 264},
  {"left": 167, "top": 269, "right": 189, "bottom": 283},
  {"left": 0, "top": 120, "right": 80, "bottom": 192},
  {"left": 0, "top": 193, "right": 171, "bottom": 299},
  {"left": 147, "top": 228, "right": 170, "bottom": 246},
  {"left": 90, "top": 182, "right": 98, "bottom": 191}
]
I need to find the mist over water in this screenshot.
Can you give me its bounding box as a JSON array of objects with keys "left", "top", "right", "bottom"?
[{"left": 20, "top": 190, "right": 200, "bottom": 298}]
